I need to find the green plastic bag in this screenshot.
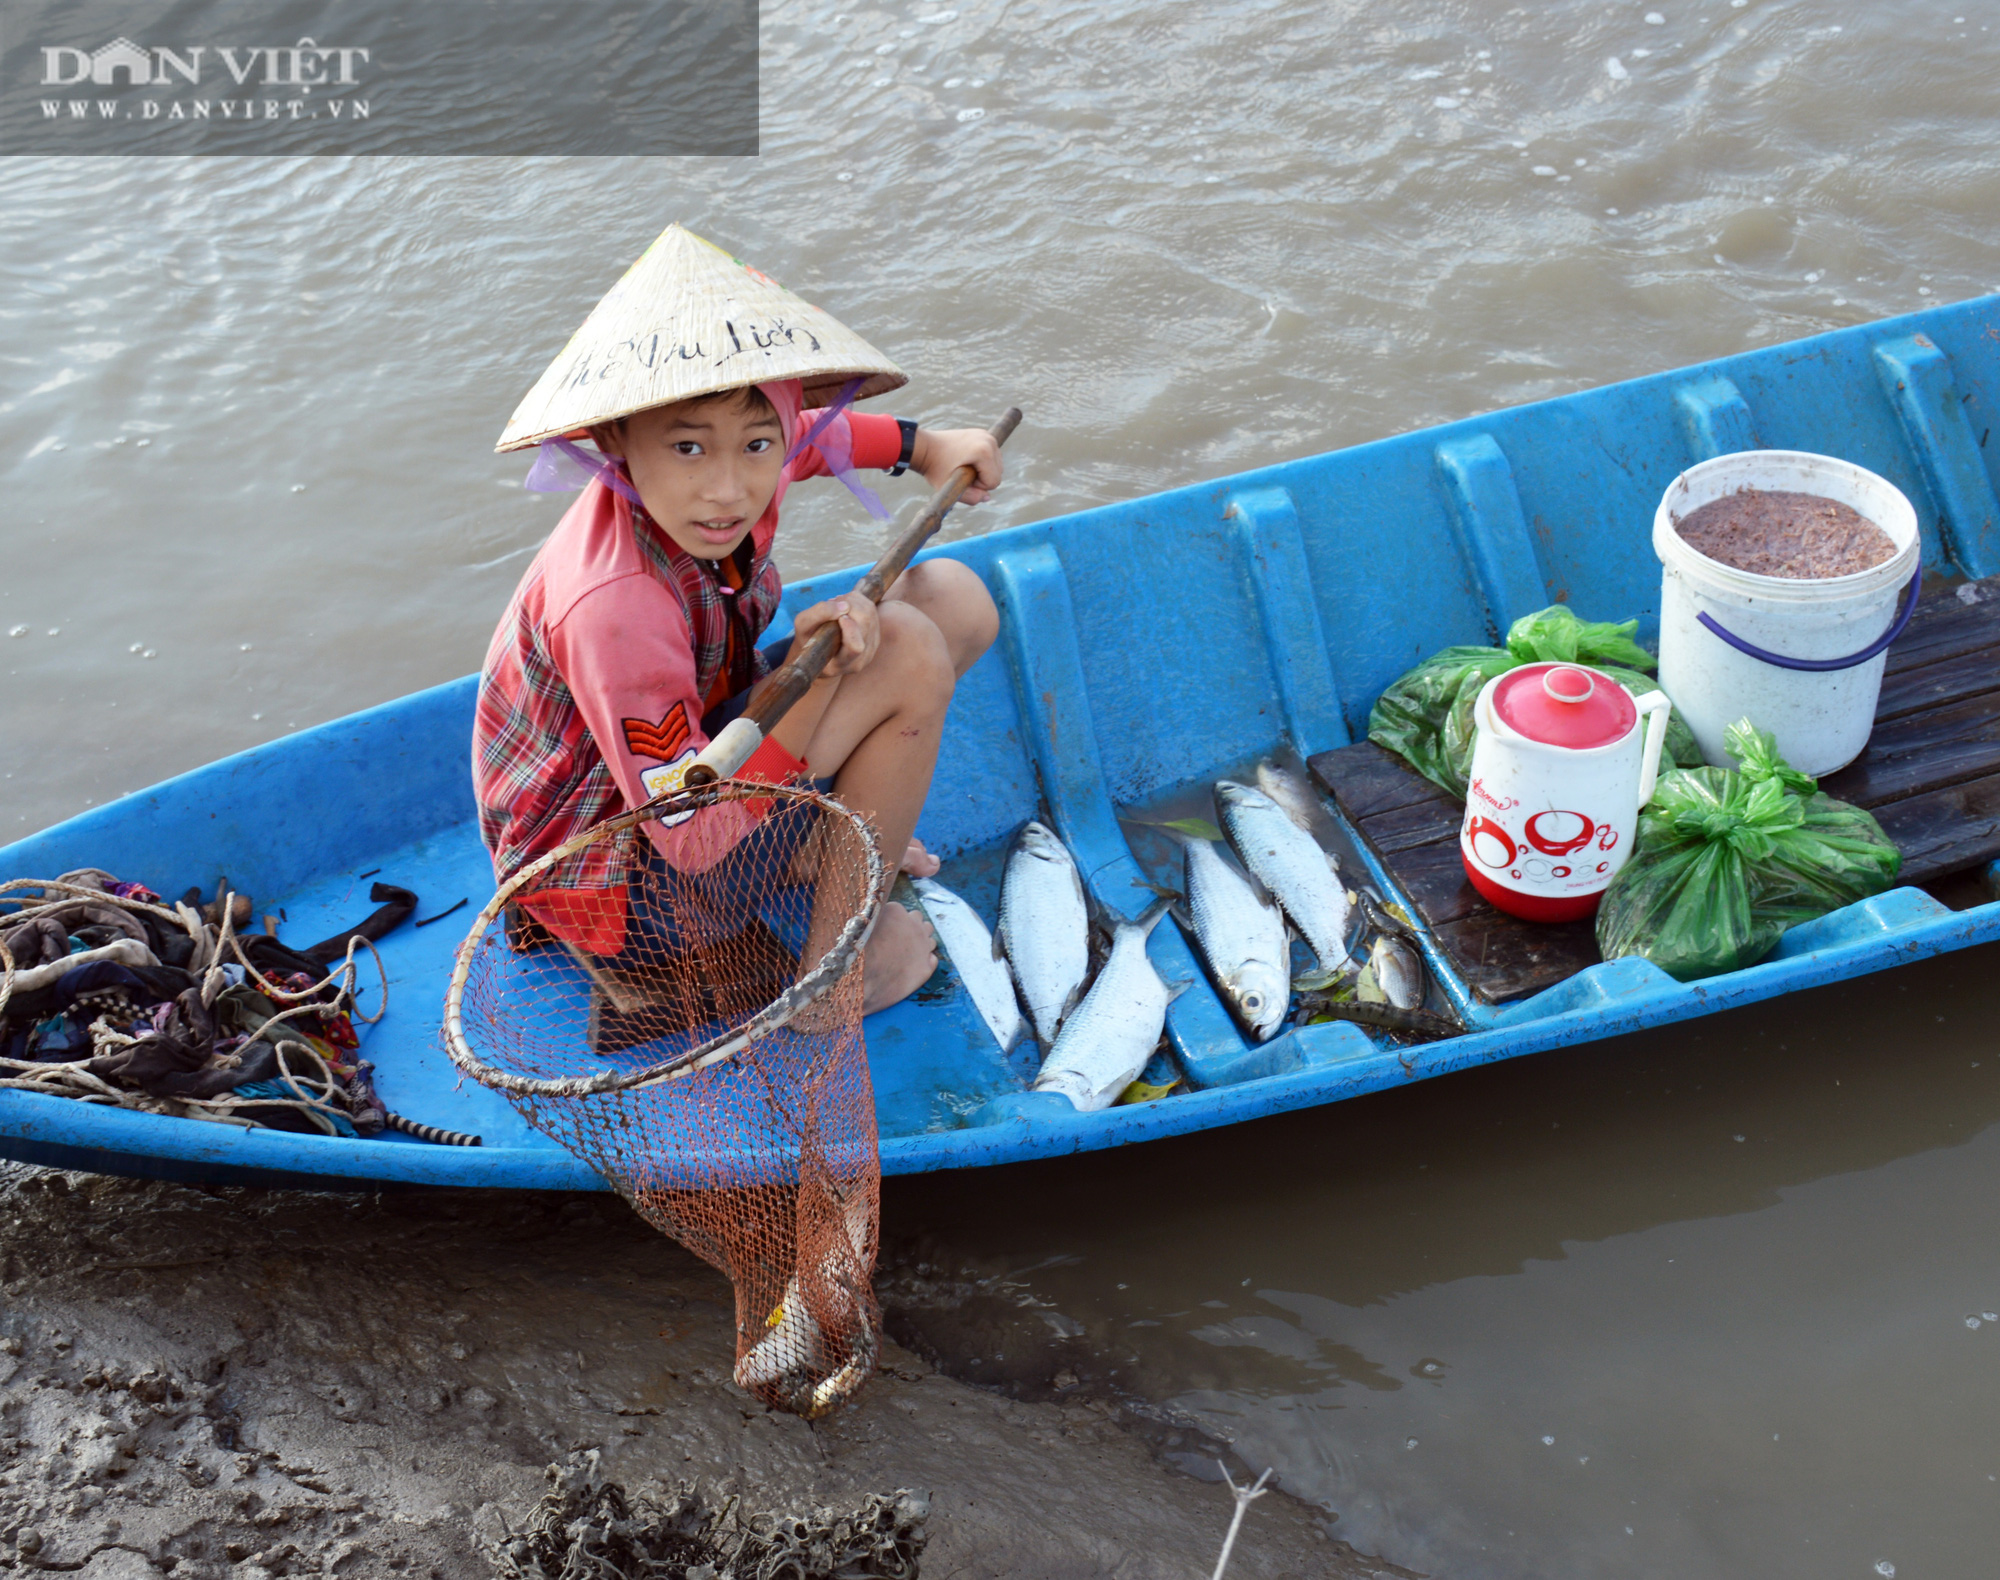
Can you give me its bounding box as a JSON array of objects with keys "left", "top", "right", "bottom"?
[
  {"left": 1595, "top": 721, "right": 1903, "bottom": 982},
  {"left": 1367, "top": 605, "right": 1703, "bottom": 799}
]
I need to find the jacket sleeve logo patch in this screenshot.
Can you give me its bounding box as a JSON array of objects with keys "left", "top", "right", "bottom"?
[
  {"left": 639, "top": 749, "right": 699, "bottom": 826},
  {"left": 622, "top": 705, "right": 693, "bottom": 764}
]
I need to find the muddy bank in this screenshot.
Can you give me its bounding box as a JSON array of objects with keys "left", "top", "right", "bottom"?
[{"left": 0, "top": 1163, "right": 1409, "bottom": 1579}]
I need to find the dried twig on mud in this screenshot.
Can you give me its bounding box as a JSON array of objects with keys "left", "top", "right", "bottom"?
[{"left": 1210, "top": 1461, "right": 1273, "bottom": 1580}]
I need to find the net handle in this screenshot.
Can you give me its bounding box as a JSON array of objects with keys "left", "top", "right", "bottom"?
[
  {"left": 440, "top": 781, "right": 886, "bottom": 1097},
  {"left": 688, "top": 407, "right": 1024, "bottom": 786}
]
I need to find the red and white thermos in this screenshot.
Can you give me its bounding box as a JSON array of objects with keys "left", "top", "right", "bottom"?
[{"left": 1459, "top": 662, "right": 1672, "bottom": 923}]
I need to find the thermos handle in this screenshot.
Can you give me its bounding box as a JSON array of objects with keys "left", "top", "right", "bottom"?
[{"left": 1633, "top": 690, "right": 1672, "bottom": 805}]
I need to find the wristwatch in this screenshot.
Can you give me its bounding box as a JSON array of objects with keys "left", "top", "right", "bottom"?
[{"left": 888, "top": 417, "right": 919, "bottom": 477}]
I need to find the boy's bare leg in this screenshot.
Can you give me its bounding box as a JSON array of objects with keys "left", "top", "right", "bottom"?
[
  {"left": 883, "top": 558, "right": 1001, "bottom": 678},
  {"left": 801, "top": 603, "right": 952, "bottom": 1012},
  {"left": 802, "top": 561, "right": 998, "bottom": 1013}
]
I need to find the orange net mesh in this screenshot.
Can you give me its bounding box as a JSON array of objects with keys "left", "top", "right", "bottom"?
[{"left": 447, "top": 783, "right": 885, "bottom": 1417}]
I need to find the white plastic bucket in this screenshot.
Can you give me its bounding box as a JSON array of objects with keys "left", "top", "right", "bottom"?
[{"left": 1653, "top": 450, "right": 1922, "bottom": 777}]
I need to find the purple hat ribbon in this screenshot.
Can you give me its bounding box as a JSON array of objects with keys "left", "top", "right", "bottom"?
[
  {"left": 785, "top": 377, "right": 891, "bottom": 522},
  {"left": 522, "top": 436, "right": 645, "bottom": 509}
]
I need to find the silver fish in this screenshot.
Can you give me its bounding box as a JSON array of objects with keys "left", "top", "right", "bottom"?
[
  {"left": 733, "top": 1273, "right": 816, "bottom": 1393},
  {"left": 1033, "top": 903, "right": 1175, "bottom": 1111},
  {"left": 996, "top": 820, "right": 1090, "bottom": 1047},
  {"left": 736, "top": 1282, "right": 877, "bottom": 1420},
  {"left": 1215, "top": 781, "right": 1353, "bottom": 971},
  {"left": 912, "top": 876, "right": 1025, "bottom": 1053},
  {"left": 1255, "top": 757, "right": 1324, "bottom": 835},
  {"left": 734, "top": 1187, "right": 873, "bottom": 1408},
  {"left": 1368, "top": 931, "right": 1426, "bottom": 1011},
  {"left": 1183, "top": 837, "right": 1289, "bottom": 1043}
]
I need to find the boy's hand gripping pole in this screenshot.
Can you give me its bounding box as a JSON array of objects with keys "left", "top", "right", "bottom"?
[{"left": 684, "top": 408, "right": 1022, "bottom": 789}]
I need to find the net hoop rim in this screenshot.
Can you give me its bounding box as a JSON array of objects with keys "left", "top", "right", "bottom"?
[{"left": 441, "top": 780, "right": 885, "bottom": 1098}]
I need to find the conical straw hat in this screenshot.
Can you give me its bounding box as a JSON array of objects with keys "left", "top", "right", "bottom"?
[{"left": 496, "top": 224, "right": 906, "bottom": 453}]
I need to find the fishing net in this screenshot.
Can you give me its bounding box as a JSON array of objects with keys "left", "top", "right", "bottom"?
[{"left": 445, "top": 781, "right": 887, "bottom": 1418}]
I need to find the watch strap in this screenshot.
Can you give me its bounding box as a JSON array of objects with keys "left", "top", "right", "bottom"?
[{"left": 888, "top": 417, "right": 919, "bottom": 477}]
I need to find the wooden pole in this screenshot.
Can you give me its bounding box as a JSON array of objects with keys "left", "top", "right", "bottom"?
[{"left": 685, "top": 407, "right": 1022, "bottom": 787}]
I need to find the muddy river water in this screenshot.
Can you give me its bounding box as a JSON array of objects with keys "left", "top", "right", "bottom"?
[{"left": 4, "top": 0, "right": 2000, "bottom": 1574}]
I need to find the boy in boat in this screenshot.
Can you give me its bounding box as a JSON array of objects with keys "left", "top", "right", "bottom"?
[{"left": 473, "top": 224, "right": 1002, "bottom": 1014}]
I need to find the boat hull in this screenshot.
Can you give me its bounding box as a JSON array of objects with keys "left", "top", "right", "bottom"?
[{"left": 7, "top": 296, "right": 1999, "bottom": 1188}]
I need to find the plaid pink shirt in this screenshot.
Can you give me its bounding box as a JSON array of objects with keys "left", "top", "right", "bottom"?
[{"left": 472, "top": 411, "right": 901, "bottom": 928}]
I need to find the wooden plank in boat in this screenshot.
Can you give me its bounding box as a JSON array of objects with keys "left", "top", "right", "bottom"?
[
  {"left": 1883, "top": 575, "right": 2000, "bottom": 675},
  {"left": 1433, "top": 912, "right": 1601, "bottom": 1003},
  {"left": 1386, "top": 839, "right": 1485, "bottom": 929},
  {"left": 1875, "top": 645, "right": 2000, "bottom": 722},
  {"left": 1868, "top": 773, "right": 2000, "bottom": 888},
  {"left": 1358, "top": 796, "right": 1464, "bottom": 856},
  {"left": 1819, "top": 689, "right": 2000, "bottom": 808},
  {"left": 1306, "top": 741, "right": 1449, "bottom": 823}
]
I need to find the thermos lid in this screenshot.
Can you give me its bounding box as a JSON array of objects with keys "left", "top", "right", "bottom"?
[{"left": 1490, "top": 662, "right": 1636, "bottom": 749}]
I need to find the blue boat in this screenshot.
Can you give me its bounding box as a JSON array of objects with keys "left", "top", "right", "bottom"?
[{"left": 5, "top": 297, "right": 1999, "bottom": 1190}]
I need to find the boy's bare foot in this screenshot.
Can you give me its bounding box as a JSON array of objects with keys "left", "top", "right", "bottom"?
[
  {"left": 902, "top": 837, "right": 941, "bottom": 878},
  {"left": 861, "top": 901, "right": 938, "bottom": 1015}
]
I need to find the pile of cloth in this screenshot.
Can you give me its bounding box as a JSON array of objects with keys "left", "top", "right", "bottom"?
[{"left": 0, "top": 868, "right": 415, "bottom": 1138}]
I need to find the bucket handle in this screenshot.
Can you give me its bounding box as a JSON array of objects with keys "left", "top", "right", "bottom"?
[{"left": 1695, "top": 568, "right": 1922, "bottom": 673}]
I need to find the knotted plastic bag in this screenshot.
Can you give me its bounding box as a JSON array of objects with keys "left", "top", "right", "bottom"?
[
  {"left": 1595, "top": 721, "right": 1902, "bottom": 981},
  {"left": 1367, "top": 605, "right": 1703, "bottom": 798}
]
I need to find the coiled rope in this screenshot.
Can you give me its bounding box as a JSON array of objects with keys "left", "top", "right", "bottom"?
[{"left": 0, "top": 878, "right": 478, "bottom": 1144}]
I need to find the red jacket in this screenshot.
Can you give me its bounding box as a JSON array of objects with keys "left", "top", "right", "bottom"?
[{"left": 472, "top": 404, "right": 901, "bottom": 950}]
